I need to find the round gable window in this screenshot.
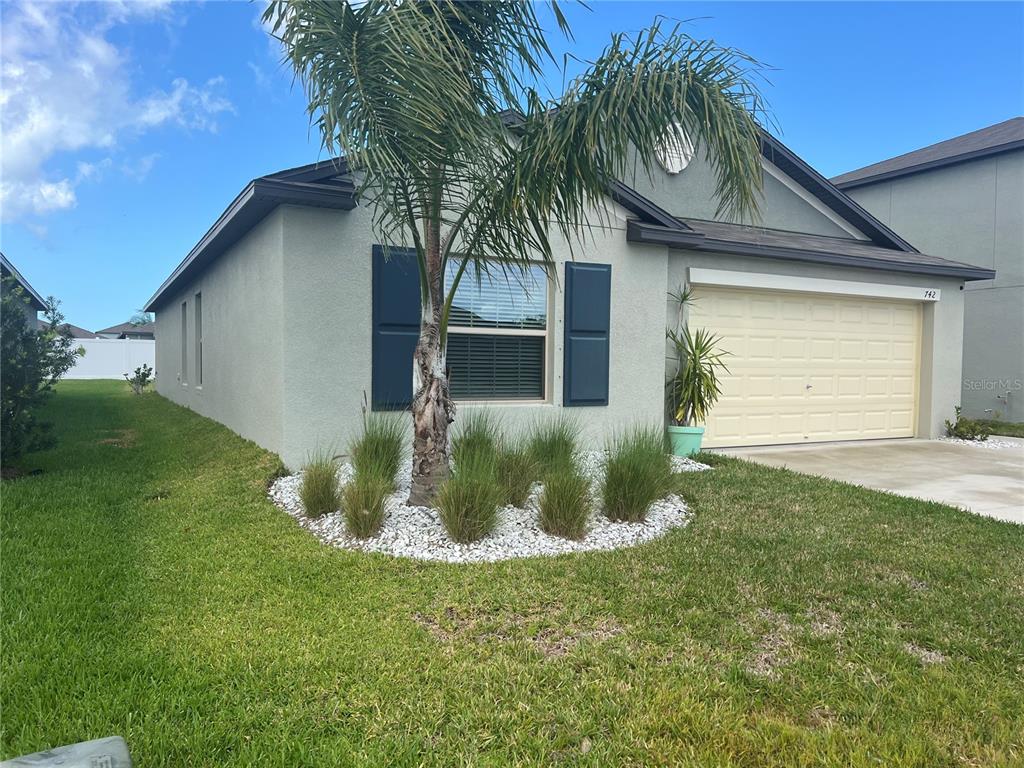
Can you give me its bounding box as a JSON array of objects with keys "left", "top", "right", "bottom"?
[{"left": 655, "top": 125, "right": 694, "bottom": 175}]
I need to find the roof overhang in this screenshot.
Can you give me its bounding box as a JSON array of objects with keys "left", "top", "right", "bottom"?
[
  {"left": 0, "top": 252, "right": 46, "bottom": 310},
  {"left": 145, "top": 177, "right": 356, "bottom": 311},
  {"left": 626, "top": 220, "right": 996, "bottom": 281},
  {"left": 834, "top": 138, "right": 1024, "bottom": 191}
]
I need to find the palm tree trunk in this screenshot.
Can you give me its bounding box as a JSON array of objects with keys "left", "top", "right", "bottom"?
[{"left": 408, "top": 209, "right": 454, "bottom": 506}]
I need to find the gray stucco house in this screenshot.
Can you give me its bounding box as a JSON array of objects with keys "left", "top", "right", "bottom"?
[
  {"left": 834, "top": 117, "right": 1023, "bottom": 422},
  {"left": 146, "top": 130, "right": 995, "bottom": 469}
]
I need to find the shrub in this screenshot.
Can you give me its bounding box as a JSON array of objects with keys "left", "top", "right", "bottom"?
[
  {"left": 124, "top": 363, "right": 154, "bottom": 395},
  {"left": 350, "top": 413, "right": 404, "bottom": 489},
  {"left": 539, "top": 463, "right": 591, "bottom": 540},
  {"left": 602, "top": 426, "right": 673, "bottom": 523},
  {"left": 496, "top": 440, "right": 538, "bottom": 507},
  {"left": 525, "top": 416, "right": 581, "bottom": 476},
  {"left": 342, "top": 473, "right": 391, "bottom": 538},
  {"left": 436, "top": 458, "right": 503, "bottom": 543},
  {"left": 299, "top": 452, "right": 340, "bottom": 517},
  {"left": 1, "top": 278, "right": 84, "bottom": 463},
  {"left": 452, "top": 410, "right": 501, "bottom": 470},
  {"left": 944, "top": 406, "right": 990, "bottom": 442}
]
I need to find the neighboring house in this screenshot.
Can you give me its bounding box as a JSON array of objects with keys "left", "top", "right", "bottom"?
[
  {"left": 95, "top": 322, "right": 156, "bottom": 341},
  {"left": 834, "top": 117, "right": 1023, "bottom": 422},
  {"left": 66, "top": 324, "right": 99, "bottom": 339},
  {"left": 1, "top": 252, "right": 46, "bottom": 328},
  {"left": 146, "top": 127, "right": 994, "bottom": 469}
]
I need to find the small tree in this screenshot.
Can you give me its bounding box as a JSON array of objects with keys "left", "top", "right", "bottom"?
[
  {"left": 1, "top": 277, "right": 84, "bottom": 464},
  {"left": 124, "top": 363, "right": 155, "bottom": 395}
]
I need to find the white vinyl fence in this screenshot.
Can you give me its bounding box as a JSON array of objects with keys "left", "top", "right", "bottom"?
[{"left": 64, "top": 338, "right": 156, "bottom": 380}]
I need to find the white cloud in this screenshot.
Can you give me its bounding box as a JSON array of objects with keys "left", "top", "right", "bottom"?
[
  {"left": 123, "top": 153, "right": 160, "bottom": 182},
  {"left": 0, "top": 1, "right": 234, "bottom": 222}
]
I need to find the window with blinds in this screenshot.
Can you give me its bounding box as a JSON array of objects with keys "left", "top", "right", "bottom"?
[{"left": 445, "top": 262, "right": 548, "bottom": 401}]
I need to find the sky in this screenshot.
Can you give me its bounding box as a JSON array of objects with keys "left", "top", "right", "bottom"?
[{"left": 1, "top": 1, "right": 1021, "bottom": 331}]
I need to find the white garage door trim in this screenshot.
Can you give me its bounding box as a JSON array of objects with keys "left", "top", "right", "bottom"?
[
  {"left": 689, "top": 268, "right": 941, "bottom": 303},
  {"left": 688, "top": 283, "right": 923, "bottom": 448}
]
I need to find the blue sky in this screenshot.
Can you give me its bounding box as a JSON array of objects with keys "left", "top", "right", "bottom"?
[{"left": 1, "top": 1, "right": 1021, "bottom": 331}]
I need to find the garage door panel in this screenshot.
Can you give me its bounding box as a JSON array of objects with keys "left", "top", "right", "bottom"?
[{"left": 689, "top": 286, "right": 920, "bottom": 448}]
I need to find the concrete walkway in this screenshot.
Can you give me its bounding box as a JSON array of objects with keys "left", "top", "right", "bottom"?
[{"left": 720, "top": 438, "right": 1024, "bottom": 524}]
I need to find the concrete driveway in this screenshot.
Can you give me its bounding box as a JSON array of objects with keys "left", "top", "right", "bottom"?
[{"left": 721, "top": 438, "right": 1024, "bottom": 524}]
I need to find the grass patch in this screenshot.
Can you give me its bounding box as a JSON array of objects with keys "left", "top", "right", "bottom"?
[
  {"left": 602, "top": 426, "right": 672, "bottom": 522},
  {"left": 350, "top": 413, "right": 404, "bottom": 489},
  {"left": 298, "top": 451, "right": 340, "bottom": 518},
  {"left": 341, "top": 473, "right": 391, "bottom": 538},
  {"left": 974, "top": 419, "right": 1024, "bottom": 438},
  {"left": 525, "top": 415, "right": 580, "bottom": 476},
  {"left": 4, "top": 382, "right": 1024, "bottom": 766},
  {"left": 538, "top": 462, "right": 591, "bottom": 540}
]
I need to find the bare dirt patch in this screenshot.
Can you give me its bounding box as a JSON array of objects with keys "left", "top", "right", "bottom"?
[
  {"left": 414, "top": 607, "right": 624, "bottom": 658},
  {"left": 807, "top": 607, "right": 844, "bottom": 637},
  {"left": 98, "top": 429, "right": 137, "bottom": 448},
  {"left": 745, "top": 608, "right": 797, "bottom": 679},
  {"left": 904, "top": 642, "right": 947, "bottom": 666}
]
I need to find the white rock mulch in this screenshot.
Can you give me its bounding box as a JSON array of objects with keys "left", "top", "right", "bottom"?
[
  {"left": 938, "top": 437, "right": 1022, "bottom": 451},
  {"left": 268, "top": 452, "right": 710, "bottom": 563}
]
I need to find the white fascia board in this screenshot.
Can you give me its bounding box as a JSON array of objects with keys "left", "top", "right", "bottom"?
[{"left": 688, "top": 267, "right": 941, "bottom": 302}]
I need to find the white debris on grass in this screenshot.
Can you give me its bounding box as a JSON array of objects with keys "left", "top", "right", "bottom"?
[
  {"left": 269, "top": 451, "right": 711, "bottom": 563},
  {"left": 937, "top": 437, "right": 1022, "bottom": 451}
]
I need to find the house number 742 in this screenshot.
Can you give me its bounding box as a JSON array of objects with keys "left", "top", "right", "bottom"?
[{"left": 923, "top": 289, "right": 937, "bottom": 299}]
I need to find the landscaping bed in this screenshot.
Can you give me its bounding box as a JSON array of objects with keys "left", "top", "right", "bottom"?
[{"left": 269, "top": 453, "right": 709, "bottom": 562}]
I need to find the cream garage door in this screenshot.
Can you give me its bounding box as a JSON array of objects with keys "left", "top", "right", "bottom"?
[{"left": 688, "top": 286, "right": 920, "bottom": 447}]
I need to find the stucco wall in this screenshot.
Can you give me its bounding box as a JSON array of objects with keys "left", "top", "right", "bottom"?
[
  {"left": 276, "top": 202, "right": 669, "bottom": 470},
  {"left": 154, "top": 209, "right": 286, "bottom": 456},
  {"left": 845, "top": 150, "right": 1024, "bottom": 421},
  {"left": 628, "top": 147, "right": 864, "bottom": 239}
]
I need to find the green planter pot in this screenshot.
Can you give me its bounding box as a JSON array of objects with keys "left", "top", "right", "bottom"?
[{"left": 667, "top": 425, "right": 705, "bottom": 457}]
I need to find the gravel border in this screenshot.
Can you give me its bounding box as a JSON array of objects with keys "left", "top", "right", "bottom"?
[
  {"left": 937, "top": 437, "right": 1022, "bottom": 451},
  {"left": 269, "top": 452, "right": 710, "bottom": 563}
]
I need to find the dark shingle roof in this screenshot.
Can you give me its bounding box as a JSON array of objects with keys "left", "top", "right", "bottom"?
[
  {"left": 66, "top": 324, "right": 98, "bottom": 338},
  {"left": 832, "top": 117, "right": 1024, "bottom": 189},
  {"left": 626, "top": 217, "right": 996, "bottom": 281},
  {"left": 96, "top": 321, "right": 154, "bottom": 337}
]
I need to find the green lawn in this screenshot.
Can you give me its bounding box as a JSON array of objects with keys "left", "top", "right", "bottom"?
[
  {"left": 975, "top": 419, "right": 1024, "bottom": 439},
  {"left": 3, "top": 381, "right": 1023, "bottom": 766}
]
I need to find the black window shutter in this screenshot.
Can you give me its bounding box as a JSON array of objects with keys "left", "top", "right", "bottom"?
[
  {"left": 563, "top": 262, "right": 611, "bottom": 407},
  {"left": 371, "top": 245, "right": 419, "bottom": 410}
]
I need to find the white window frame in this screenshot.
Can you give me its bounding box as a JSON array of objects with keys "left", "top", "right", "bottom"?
[
  {"left": 194, "top": 292, "right": 203, "bottom": 388},
  {"left": 445, "top": 264, "right": 553, "bottom": 405},
  {"left": 180, "top": 300, "right": 188, "bottom": 386}
]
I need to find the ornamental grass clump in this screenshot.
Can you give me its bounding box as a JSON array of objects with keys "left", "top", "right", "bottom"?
[
  {"left": 342, "top": 473, "right": 391, "bottom": 538},
  {"left": 452, "top": 410, "right": 501, "bottom": 469},
  {"left": 350, "top": 413, "right": 405, "bottom": 490},
  {"left": 526, "top": 416, "right": 581, "bottom": 477},
  {"left": 436, "top": 457, "right": 504, "bottom": 544},
  {"left": 602, "top": 427, "right": 673, "bottom": 523},
  {"left": 539, "top": 461, "right": 591, "bottom": 540},
  {"left": 299, "top": 451, "right": 340, "bottom": 518},
  {"left": 496, "top": 440, "right": 538, "bottom": 508}
]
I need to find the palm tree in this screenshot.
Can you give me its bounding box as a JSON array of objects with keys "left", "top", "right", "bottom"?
[{"left": 264, "top": 0, "right": 766, "bottom": 505}]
